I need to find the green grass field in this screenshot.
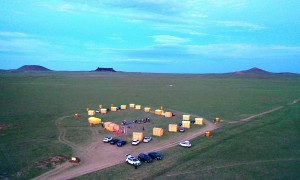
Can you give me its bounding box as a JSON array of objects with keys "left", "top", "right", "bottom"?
[{"left": 0, "top": 71, "right": 299, "bottom": 179}]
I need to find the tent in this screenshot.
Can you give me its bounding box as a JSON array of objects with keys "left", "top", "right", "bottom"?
[
  {"left": 132, "top": 132, "right": 144, "bottom": 141},
  {"left": 183, "top": 115, "right": 190, "bottom": 121},
  {"left": 88, "top": 110, "right": 95, "bottom": 116},
  {"left": 195, "top": 118, "right": 203, "bottom": 125},
  {"left": 129, "top": 103, "right": 135, "bottom": 108},
  {"left": 168, "top": 124, "right": 178, "bottom": 132},
  {"left": 153, "top": 127, "right": 164, "bottom": 136},
  {"left": 165, "top": 112, "right": 173, "bottom": 118},
  {"left": 103, "top": 122, "right": 119, "bottom": 132},
  {"left": 88, "top": 117, "right": 101, "bottom": 126},
  {"left": 144, "top": 107, "right": 151, "bottom": 112},
  {"left": 182, "top": 121, "right": 191, "bottom": 128},
  {"left": 205, "top": 131, "right": 211, "bottom": 137},
  {"left": 74, "top": 113, "right": 80, "bottom": 118}
]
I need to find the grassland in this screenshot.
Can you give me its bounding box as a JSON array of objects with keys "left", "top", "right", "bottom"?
[{"left": 0, "top": 71, "right": 299, "bottom": 179}]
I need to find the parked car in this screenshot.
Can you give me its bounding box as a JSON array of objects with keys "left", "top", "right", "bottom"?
[
  {"left": 143, "top": 136, "right": 152, "bottom": 143},
  {"left": 69, "top": 157, "right": 80, "bottom": 163},
  {"left": 179, "top": 127, "right": 185, "bottom": 132},
  {"left": 126, "top": 154, "right": 141, "bottom": 166},
  {"left": 138, "top": 153, "right": 153, "bottom": 163},
  {"left": 110, "top": 138, "right": 119, "bottom": 145},
  {"left": 179, "top": 141, "right": 191, "bottom": 148},
  {"left": 103, "top": 136, "right": 113, "bottom": 143},
  {"left": 96, "top": 109, "right": 100, "bottom": 113},
  {"left": 117, "top": 140, "right": 127, "bottom": 147},
  {"left": 148, "top": 152, "right": 163, "bottom": 160},
  {"left": 132, "top": 139, "right": 140, "bottom": 145}
]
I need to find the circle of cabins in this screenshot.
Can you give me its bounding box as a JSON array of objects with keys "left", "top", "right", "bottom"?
[{"left": 78, "top": 103, "right": 211, "bottom": 141}]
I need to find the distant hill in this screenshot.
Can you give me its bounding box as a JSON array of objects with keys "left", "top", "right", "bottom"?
[
  {"left": 233, "top": 67, "right": 271, "bottom": 75},
  {"left": 94, "top": 67, "right": 116, "bottom": 72},
  {"left": 16, "top": 65, "right": 52, "bottom": 71}
]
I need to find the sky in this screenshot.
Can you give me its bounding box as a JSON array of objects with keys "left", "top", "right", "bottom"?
[{"left": 0, "top": 0, "right": 300, "bottom": 73}]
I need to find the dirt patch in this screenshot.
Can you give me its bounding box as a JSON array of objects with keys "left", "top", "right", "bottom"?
[{"left": 35, "top": 156, "right": 68, "bottom": 169}]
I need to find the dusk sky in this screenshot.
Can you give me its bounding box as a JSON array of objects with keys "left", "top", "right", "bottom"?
[{"left": 1, "top": 0, "right": 300, "bottom": 73}]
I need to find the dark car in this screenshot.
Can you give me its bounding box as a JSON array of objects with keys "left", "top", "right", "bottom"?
[
  {"left": 138, "top": 153, "right": 153, "bottom": 163},
  {"left": 110, "top": 138, "right": 119, "bottom": 145},
  {"left": 179, "top": 127, "right": 185, "bottom": 132},
  {"left": 116, "top": 140, "right": 127, "bottom": 147},
  {"left": 148, "top": 152, "right": 163, "bottom": 160}
]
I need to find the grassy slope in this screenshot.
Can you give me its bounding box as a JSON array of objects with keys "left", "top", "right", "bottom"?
[{"left": 0, "top": 72, "right": 299, "bottom": 179}]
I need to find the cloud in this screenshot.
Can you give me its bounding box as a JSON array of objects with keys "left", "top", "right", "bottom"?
[
  {"left": 0, "top": 31, "right": 28, "bottom": 37},
  {"left": 0, "top": 38, "right": 47, "bottom": 53},
  {"left": 150, "top": 35, "right": 190, "bottom": 44},
  {"left": 56, "top": 4, "right": 74, "bottom": 12},
  {"left": 218, "top": 21, "right": 265, "bottom": 30}
]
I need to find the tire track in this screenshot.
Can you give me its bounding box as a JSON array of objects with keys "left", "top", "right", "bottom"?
[{"left": 55, "top": 115, "right": 79, "bottom": 150}]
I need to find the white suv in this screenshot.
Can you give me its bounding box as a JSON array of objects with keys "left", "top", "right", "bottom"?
[
  {"left": 103, "top": 136, "right": 113, "bottom": 143},
  {"left": 143, "top": 136, "right": 152, "bottom": 143},
  {"left": 126, "top": 154, "right": 141, "bottom": 166},
  {"left": 132, "top": 139, "right": 140, "bottom": 145}
]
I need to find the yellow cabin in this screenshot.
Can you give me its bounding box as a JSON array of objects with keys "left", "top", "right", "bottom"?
[
  {"left": 132, "top": 132, "right": 144, "bottom": 141},
  {"left": 168, "top": 124, "right": 178, "bottom": 132},
  {"left": 153, "top": 127, "right": 164, "bottom": 136},
  {"left": 135, "top": 105, "right": 141, "bottom": 110},
  {"left": 155, "top": 109, "right": 163, "bottom": 115},
  {"left": 121, "top": 105, "right": 127, "bottom": 110},
  {"left": 111, "top": 107, "right": 117, "bottom": 112},
  {"left": 165, "top": 112, "right": 173, "bottom": 118},
  {"left": 195, "top": 118, "right": 203, "bottom": 125},
  {"left": 182, "top": 121, "right": 191, "bottom": 128},
  {"left": 183, "top": 115, "right": 190, "bottom": 121},
  {"left": 129, "top": 103, "right": 135, "bottom": 108},
  {"left": 144, "top": 107, "right": 151, "bottom": 112},
  {"left": 88, "top": 110, "right": 95, "bottom": 116},
  {"left": 101, "top": 108, "right": 107, "bottom": 114}
]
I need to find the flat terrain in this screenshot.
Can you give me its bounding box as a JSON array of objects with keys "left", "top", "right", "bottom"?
[{"left": 0, "top": 72, "right": 299, "bottom": 179}]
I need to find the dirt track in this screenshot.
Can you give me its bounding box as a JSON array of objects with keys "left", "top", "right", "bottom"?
[{"left": 34, "top": 104, "right": 289, "bottom": 180}]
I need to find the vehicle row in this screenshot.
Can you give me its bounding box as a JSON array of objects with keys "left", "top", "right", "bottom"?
[
  {"left": 126, "top": 152, "right": 163, "bottom": 166},
  {"left": 103, "top": 136, "right": 152, "bottom": 146},
  {"left": 103, "top": 137, "right": 127, "bottom": 147}
]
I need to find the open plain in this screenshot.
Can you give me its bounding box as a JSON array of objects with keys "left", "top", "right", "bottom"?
[{"left": 0, "top": 71, "right": 299, "bottom": 179}]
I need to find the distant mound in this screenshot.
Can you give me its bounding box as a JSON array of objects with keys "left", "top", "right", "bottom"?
[
  {"left": 16, "top": 65, "right": 51, "bottom": 71},
  {"left": 234, "top": 67, "right": 271, "bottom": 75},
  {"left": 94, "top": 67, "right": 116, "bottom": 72}
]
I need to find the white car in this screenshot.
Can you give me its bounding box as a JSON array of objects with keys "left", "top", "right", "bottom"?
[
  {"left": 126, "top": 154, "right": 141, "bottom": 166},
  {"left": 179, "top": 141, "right": 191, "bottom": 148},
  {"left": 132, "top": 139, "right": 140, "bottom": 145},
  {"left": 143, "top": 136, "right": 152, "bottom": 143},
  {"left": 103, "top": 136, "right": 113, "bottom": 143}
]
